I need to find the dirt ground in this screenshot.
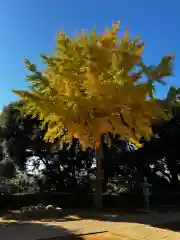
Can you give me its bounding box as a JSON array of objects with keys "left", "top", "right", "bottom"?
[{"left": 1, "top": 210, "right": 180, "bottom": 240}]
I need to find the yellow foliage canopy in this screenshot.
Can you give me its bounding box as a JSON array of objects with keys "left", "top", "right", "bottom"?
[{"left": 12, "top": 21, "right": 174, "bottom": 148}]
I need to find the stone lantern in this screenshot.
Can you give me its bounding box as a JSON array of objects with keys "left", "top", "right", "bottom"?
[{"left": 142, "top": 176, "right": 152, "bottom": 212}]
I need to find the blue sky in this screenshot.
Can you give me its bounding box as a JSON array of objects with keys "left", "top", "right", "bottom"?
[{"left": 0, "top": 0, "right": 180, "bottom": 110}]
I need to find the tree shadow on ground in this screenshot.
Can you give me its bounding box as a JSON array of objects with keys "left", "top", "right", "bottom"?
[
  {"left": 87, "top": 210, "right": 180, "bottom": 233},
  {"left": 0, "top": 220, "right": 108, "bottom": 240},
  {"left": 1, "top": 209, "right": 83, "bottom": 222},
  {"left": 0, "top": 221, "right": 71, "bottom": 240},
  {"left": 154, "top": 221, "right": 180, "bottom": 232},
  {"left": 48, "top": 208, "right": 180, "bottom": 233},
  {"left": 2, "top": 208, "right": 180, "bottom": 235}
]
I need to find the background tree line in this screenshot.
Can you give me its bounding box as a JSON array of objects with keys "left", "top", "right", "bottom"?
[{"left": 1, "top": 86, "right": 180, "bottom": 198}]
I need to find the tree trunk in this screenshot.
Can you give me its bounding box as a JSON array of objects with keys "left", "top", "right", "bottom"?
[{"left": 93, "top": 141, "right": 104, "bottom": 210}]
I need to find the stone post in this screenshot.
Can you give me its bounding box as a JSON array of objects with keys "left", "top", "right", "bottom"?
[{"left": 142, "top": 176, "right": 152, "bottom": 212}]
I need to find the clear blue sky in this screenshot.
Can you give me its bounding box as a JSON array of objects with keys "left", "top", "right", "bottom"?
[{"left": 0, "top": 0, "right": 180, "bottom": 110}]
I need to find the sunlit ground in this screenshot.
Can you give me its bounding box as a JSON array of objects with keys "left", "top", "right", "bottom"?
[
  {"left": 1, "top": 212, "right": 180, "bottom": 240},
  {"left": 41, "top": 232, "right": 123, "bottom": 240}
]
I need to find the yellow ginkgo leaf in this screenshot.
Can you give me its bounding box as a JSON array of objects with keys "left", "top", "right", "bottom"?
[
  {"left": 135, "top": 45, "right": 144, "bottom": 56},
  {"left": 12, "top": 21, "right": 173, "bottom": 147}
]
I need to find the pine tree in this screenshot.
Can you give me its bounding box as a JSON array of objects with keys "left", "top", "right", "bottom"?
[{"left": 12, "top": 21, "right": 173, "bottom": 209}]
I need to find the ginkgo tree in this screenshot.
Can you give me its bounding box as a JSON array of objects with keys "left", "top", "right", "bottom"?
[{"left": 13, "top": 21, "right": 174, "bottom": 209}]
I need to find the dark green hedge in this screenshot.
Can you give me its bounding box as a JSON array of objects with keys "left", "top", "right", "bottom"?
[
  {"left": 0, "top": 192, "right": 142, "bottom": 210},
  {"left": 0, "top": 192, "right": 180, "bottom": 210}
]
